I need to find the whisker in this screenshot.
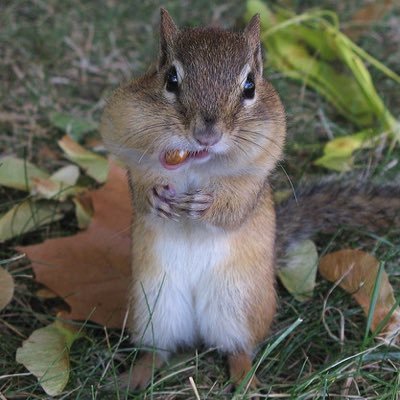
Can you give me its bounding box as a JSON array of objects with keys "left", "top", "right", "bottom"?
[
  {"left": 137, "top": 135, "right": 161, "bottom": 163},
  {"left": 238, "top": 129, "right": 282, "bottom": 148},
  {"left": 278, "top": 162, "right": 298, "bottom": 204},
  {"left": 235, "top": 134, "right": 298, "bottom": 203},
  {"left": 232, "top": 138, "right": 250, "bottom": 159},
  {"left": 234, "top": 134, "right": 280, "bottom": 162},
  {"left": 119, "top": 122, "right": 178, "bottom": 146}
]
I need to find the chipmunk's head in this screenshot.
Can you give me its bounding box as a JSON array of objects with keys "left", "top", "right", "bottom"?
[{"left": 101, "top": 9, "right": 285, "bottom": 174}]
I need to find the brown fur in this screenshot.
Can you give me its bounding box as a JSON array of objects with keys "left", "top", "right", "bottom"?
[
  {"left": 276, "top": 178, "right": 400, "bottom": 261},
  {"left": 101, "top": 10, "right": 284, "bottom": 390},
  {"left": 100, "top": 9, "right": 400, "bottom": 393},
  {"left": 228, "top": 352, "right": 260, "bottom": 389},
  {"left": 118, "top": 352, "right": 164, "bottom": 391}
]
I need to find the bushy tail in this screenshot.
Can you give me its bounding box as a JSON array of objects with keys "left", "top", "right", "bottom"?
[{"left": 275, "top": 179, "right": 400, "bottom": 260}]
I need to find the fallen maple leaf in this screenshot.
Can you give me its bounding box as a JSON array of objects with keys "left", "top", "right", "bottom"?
[
  {"left": 18, "top": 161, "right": 132, "bottom": 328},
  {"left": 319, "top": 249, "right": 400, "bottom": 342}
]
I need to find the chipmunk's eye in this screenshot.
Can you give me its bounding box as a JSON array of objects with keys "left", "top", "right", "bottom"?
[
  {"left": 165, "top": 66, "right": 179, "bottom": 92},
  {"left": 243, "top": 73, "right": 255, "bottom": 100}
]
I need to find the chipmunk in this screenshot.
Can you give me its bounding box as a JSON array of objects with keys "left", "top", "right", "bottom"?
[{"left": 100, "top": 8, "right": 400, "bottom": 391}]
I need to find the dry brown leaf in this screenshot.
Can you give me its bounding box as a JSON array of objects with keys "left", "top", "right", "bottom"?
[
  {"left": 0, "top": 267, "right": 14, "bottom": 311},
  {"left": 319, "top": 249, "right": 399, "bottom": 337},
  {"left": 344, "top": 0, "right": 393, "bottom": 40},
  {"left": 17, "top": 161, "right": 132, "bottom": 328}
]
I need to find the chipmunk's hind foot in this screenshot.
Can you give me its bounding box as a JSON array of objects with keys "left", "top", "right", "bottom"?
[
  {"left": 228, "top": 352, "right": 260, "bottom": 388},
  {"left": 116, "top": 352, "right": 164, "bottom": 392}
]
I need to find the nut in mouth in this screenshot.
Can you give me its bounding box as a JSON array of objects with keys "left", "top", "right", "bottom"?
[
  {"left": 162, "top": 149, "right": 210, "bottom": 169},
  {"left": 164, "top": 149, "right": 190, "bottom": 165}
]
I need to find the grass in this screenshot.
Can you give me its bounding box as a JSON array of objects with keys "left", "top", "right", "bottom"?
[{"left": 1, "top": 0, "right": 400, "bottom": 399}]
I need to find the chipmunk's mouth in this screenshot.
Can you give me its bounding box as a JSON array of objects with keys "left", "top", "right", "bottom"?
[{"left": 160, "top": 149, "right": 210, "bottom": 170}]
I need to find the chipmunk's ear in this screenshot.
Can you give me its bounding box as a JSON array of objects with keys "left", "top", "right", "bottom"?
[
  {"left": 244, "top": 14, "right": 263, "bottom": 74},
  {"left": 244, "top": 14, "right": 260, "bottom": 48},
  {"left": 159, "top": 8, "right": 178, "bottom": 69}
]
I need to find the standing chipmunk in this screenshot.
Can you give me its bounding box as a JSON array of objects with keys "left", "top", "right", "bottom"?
[{"left": 101, "top": 8, "right": 400, "bottom": 391}]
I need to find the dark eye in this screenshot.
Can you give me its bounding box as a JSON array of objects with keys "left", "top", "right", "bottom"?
[
  {"left": 165, "top": 66, "right": 179, "bottom": 92},
  {"left": 243, "top": 73, "right": 255, "bottom": 100}
]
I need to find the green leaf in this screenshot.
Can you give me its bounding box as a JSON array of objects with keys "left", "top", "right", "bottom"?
[
  {"left": 16, "top": 320, "right": 82, "bottom": 396},
  {"left": 58, "top": 135, "right": 109, "bottom": 183},
  {"left": 0, "top": 201, "right": 63, "bottom": 242},
  {"left": 0, "top": 157, "right": 49, "bottom": 191},
  {"left": 277, "top": 240, "right": 318, "bottom": 302},
  {"left": 49, "top": 112, "right": 97, "bottom": 141},
  {"left": 0, "top": 267, "right": 14, "bottom": 311},
  {"left": 324, "top": 130, "right": 373, "bottom": 157},
  {"left": 314, "top": 130, "right": 375, "bottom": 171},
  {"left": 314, "top": 154, "right": 353, "bottom": 172},
  {"left": 247, "top": 2, "right": 399, "bottom": 140}
]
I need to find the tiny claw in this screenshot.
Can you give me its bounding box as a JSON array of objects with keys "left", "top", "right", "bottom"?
[{"left": 163, "top": 184, "right": 176, "bottom": 197}]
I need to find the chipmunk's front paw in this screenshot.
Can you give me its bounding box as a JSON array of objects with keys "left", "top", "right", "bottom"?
[
  {"left": 173, "top": 190, "right": 213, "bottom": 219},
  {"left": 147, "top": 184, "right": 179, "bottom": 220}
]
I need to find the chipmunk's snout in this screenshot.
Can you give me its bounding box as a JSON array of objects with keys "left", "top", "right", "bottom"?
[{"left": 193, "top": 119, "right": 223, "bottom": 147}]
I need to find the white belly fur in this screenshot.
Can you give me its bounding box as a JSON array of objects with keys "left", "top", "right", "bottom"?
[{"left": 131, "top": 219, "right": 251, "bottom": 358}]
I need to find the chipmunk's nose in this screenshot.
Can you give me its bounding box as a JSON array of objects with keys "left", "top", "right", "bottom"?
[{"left": 193, "top": 119, "right": 222, "bottom": 147}]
